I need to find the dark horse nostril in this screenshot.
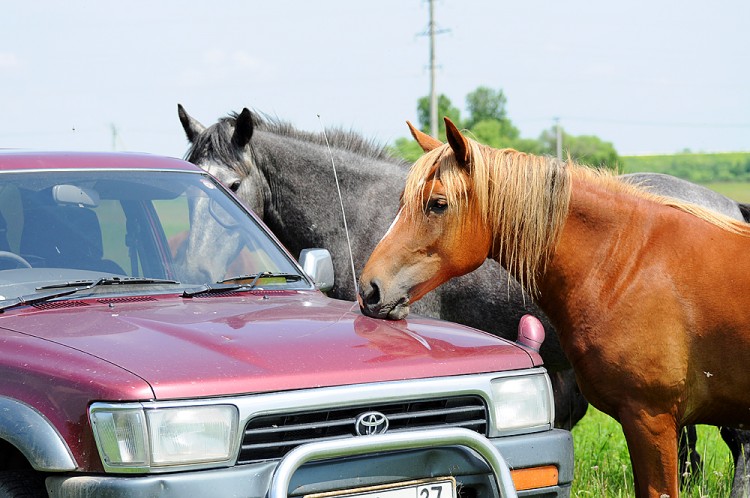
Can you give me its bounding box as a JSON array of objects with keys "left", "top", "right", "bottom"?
[{"left": 362, "top": 280, "right": 382, "bottom": 307}]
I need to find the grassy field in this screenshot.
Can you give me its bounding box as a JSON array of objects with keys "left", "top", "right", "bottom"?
[
  {"left": 619, "top": 152, "right": 750, "bottom": 203},
  {"left": 620, "top": 153, "right": 750, "bottom": 185},
  {"left": 701, "top": 182, "right": 750, "bottom": 203},
  {"left": 571, "top": 407, "right": 735, "bottom": 497}
]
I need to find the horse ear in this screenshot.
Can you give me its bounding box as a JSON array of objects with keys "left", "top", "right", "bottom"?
[
  {"left": 444, "top": 117, "right": 470, "bottom": 169},
  {"left": 406, "top": 121, "right": 442, "bottom": 152},
  {"left": 232, "top": 108, "right": 254, "bottom": 148},
  {"left": 178, "top": 104, "right": 206, "bottom": 144}
]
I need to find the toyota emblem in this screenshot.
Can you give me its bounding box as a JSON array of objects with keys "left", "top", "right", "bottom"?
[{"left": 355, "top": 411, "right": 389, "bottom": 436}]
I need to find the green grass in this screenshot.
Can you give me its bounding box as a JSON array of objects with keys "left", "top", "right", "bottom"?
[
  {"left": 618, "top": 153, "right": 750, "bottom": 203},
  {"left": 701, "top": 182, "right": 750, "bottom": 203},
  {"left": 620, "top": 153, "right": 750, "bottom": 184},
  {"left": 571, "top": 407, "right": 734, "bottom": 497}
]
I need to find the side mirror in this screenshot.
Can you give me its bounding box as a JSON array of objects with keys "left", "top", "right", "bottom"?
[{"left": 298, "top": 248, "right": 334, "bottom": 292}]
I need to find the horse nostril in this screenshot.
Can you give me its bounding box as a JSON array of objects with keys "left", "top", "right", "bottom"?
[{"left": 363, "top": 280, "right": 382, "bottom": 307}]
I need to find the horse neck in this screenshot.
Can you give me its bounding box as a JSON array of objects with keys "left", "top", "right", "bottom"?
[
  {"left": 534, "top": 175, "right": 650, "bottom": 327},
  {"left": 253, "top": 131, "right": 406, "bottom": 270}
]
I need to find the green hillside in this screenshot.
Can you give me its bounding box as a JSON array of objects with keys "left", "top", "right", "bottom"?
[
  {"left": 619, "top": 152, "right": 750, "bottom": 202},
  {"left": 620, "top": 152, "right": 750, "bottom": 183}
]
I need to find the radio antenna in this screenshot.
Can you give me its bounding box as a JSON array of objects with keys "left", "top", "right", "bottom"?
[{"left": 317, "top": 114, "right": 359, "bottom": 296}]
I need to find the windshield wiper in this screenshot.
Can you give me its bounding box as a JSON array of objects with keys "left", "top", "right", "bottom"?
[
  {"left": 182, "top": 283, "right": 242, "bottom": 298},
  {"left": 218, "top": 272, "right": 304, "bottom": 288},
  {"left": 0, "top": 288, "right": 81, "bottom": 313},
  {"left": 37, "top": 277, "right": 180, "bottom": 291},
  {"left": 0, "top": 277, "right": 183, "bottom": 313},
  {"left": 183, "top": 273, "right": 304, "bottom": 298}
]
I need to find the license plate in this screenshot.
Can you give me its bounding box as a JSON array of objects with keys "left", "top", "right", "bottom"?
[{"left": 305, "top": 477, "right": 457, "bottom": 498}]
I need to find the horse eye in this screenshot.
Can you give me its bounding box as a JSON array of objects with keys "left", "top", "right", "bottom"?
[
  {"left": 427, "top": 198, "right": 448, "bottom": 214},
  {"left": 229, "top": 180, "right": 241, "bottom": 192}
]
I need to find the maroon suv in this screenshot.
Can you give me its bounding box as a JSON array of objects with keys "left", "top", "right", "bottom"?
[{"left": 0, "top": 151, "right": 572, "bottom": 498}]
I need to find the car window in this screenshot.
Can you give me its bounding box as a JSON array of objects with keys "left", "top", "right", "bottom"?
[
  {"left": 0, "top": 170, "right": 309, "bottom": 299},
  {"left": 91, "top": 199, "right": 130, "bottom": 273},
  {"left": 0, "top": 183, "right": 23, "bottom": 254}
]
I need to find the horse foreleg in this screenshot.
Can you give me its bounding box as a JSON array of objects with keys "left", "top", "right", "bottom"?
[
  {"left": 620, "top": 409, "right": 680, "bottom": 498},
  {"left": 720, "top": 427, "right": 750, "bottom": 498}
]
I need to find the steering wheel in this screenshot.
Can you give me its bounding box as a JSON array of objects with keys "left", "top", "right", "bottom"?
[{"left": 0, "top": 251, "right": 32, "bottom": 269}]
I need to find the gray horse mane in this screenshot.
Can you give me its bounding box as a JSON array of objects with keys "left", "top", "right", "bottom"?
[
  {"left": 184, "top": 109, "right": 397, "bottom": 177},
  {"left": 253, "top": 112, "right": 395, "bottom": 161}
]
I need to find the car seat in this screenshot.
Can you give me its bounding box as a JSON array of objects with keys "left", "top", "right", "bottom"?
[{"left": 20, "top": 204, "right": 125, "bottom": 274}]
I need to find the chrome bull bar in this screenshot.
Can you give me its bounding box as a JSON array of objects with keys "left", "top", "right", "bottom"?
[{"left": 268, "top": 427, "right": 518, "bottom": 498}]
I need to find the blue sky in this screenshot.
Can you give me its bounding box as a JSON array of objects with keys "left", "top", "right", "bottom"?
[{"left": 1, "top": 1, "right": 748, "bottom": 157}]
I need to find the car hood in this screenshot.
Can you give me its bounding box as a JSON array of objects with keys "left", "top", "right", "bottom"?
[{"left": 0, "top": 290, "right": 538, "bottom": 400}]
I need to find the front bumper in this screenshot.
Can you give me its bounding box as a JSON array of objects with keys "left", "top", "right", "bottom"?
[{"left": 46, "top": 428, "right": 573, "bottom": 498}]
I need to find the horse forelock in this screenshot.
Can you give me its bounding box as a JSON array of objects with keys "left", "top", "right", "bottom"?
[
  {"left": 183, "top": 113, "right": 253, "bottom": 175},
  {"left": 402, "top": 142, "right": 572, "bottom": 296}
]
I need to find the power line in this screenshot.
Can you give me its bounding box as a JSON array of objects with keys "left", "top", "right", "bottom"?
[
  {"left": 535, "top": 116, "right": 750, "bottom": 129},
  {"left": 428, "top": 0, "right": 437, "bottom": 138}
]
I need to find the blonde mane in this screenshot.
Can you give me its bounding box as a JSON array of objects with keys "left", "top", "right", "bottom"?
[
  {"left": 571, "top": 166, "right": 750, "bottom": 235},
  {"left": 403, "top": 142, "right": 570, "bottom": 296},
  {"left": 402, "top": 139, "right": 750, "bottom": 296}
]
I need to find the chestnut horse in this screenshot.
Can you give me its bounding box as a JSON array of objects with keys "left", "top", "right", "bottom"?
[{"left": 358, "top": 118, "right": 750, "bottom": 498}]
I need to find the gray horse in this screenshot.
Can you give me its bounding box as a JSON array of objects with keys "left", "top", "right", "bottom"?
[{"left": 178, "top": 104, "right": 750, "bottom": 496}]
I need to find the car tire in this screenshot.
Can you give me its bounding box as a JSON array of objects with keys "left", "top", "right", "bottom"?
[{"left": 0, "top": 471, "right": 47, "bottom": 498}]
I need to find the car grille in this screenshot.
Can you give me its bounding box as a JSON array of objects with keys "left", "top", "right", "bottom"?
[{"left": 237, "top": 395, "right": 487, "bottom": 464}]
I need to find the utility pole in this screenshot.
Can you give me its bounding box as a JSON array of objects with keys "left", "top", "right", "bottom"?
[
  {"left": 428, "top": 0, "right": 438, "bottom": 138},
  {"left": 110, "top": 123, "right": 119, "bottom": 151},
  {"left": 422, "top": 0, "right": 448, "bottom": 139}
]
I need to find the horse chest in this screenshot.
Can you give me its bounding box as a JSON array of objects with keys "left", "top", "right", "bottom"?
[{"left": 544, "top": 301, "right": 690, "bottom": 404}]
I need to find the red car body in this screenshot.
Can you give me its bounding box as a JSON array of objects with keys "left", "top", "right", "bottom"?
[{"left": 0, "top": 151, "right": 572, "bottom": 498}]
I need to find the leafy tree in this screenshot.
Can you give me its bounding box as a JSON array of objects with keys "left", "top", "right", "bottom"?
[
  {"left": 538, "top": 127, "right": 619, "bottom": 169},
  {"left": 568, "top": 135, "right": 619, "bottom": 169},
  {"left": 464, "top": 87, "right": 509, "bottom": 129},
  {"left": 509, "top": 137, "right": 544, "bottom": 155},
  {"left": 389, "top": 137, "right": 425, "bottom": 164},
  {"left": 417, "top": 94, "right": 462, "bottom": 139},
  {"left": 471, "top": 118, "right": 521, "bottom": 144},
  {"left": 470, "top": 120, "right": 520, "bottom": 149},
  {"left": 469, "top": 120, "right": 509, "bottom": 148},
  {"left": 389, "top": 85, "right": 621, "bottom": 170}
]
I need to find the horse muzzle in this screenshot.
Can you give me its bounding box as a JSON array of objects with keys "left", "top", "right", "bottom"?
[{"left": 357, "top": 278, "right": 411, "bottom": 320}]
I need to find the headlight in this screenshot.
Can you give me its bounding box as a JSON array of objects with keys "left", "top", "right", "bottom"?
[
  {"left": 90, "top": 404, "right": 239, "bottom": 473},
  {"left": 489, "top": 373, "right": 553, "bottom": 435}
]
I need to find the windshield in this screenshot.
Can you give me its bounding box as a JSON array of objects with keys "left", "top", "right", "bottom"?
[{"left": 0, "top": 169, "right": 310, "bottom": 300}]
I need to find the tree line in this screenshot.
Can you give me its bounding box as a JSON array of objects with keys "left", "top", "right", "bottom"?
[
  {"left": 621, "top": 153, "right": 750, "bottom": 183},
  {"left": 389, "top": 86, "right": 750, "bottom": 184},
  {"left": 390, "top": 86, "right": 620, "bottom": 169}
]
